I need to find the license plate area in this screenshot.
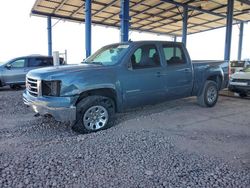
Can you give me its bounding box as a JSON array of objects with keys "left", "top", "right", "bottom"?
[{"left": 230, "top": 82, "right": 248, "bottom": 86}]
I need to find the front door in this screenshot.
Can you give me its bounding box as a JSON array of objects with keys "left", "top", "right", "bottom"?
[{"left": 122, "top": 44, "right": 166, "bottom": 108}]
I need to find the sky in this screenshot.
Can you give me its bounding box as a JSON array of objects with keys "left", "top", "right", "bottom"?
[{"left": 0, "top": 0, "right": 249, "bottom": 64}]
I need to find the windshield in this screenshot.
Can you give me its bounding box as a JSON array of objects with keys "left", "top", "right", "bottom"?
[
  {"left": 230, "top": 61, "right": 245, "bottom": 67},
  {"left": 83, "top": 44, "right": 130, "bottom": 66}
]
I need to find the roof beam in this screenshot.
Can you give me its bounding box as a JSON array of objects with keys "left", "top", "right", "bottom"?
[
  {"left": 92, "top": 0, "right": 117, "bottom": 16},
  {"left": 237, "top": 0, "right": 250, "bottom": 6},
  {"left": 168, "top": 18, "right": 222, "bottom": 35},
  {"left": 169, "top": 11, "right": 246, "bottom": 36},
  {"left": 100, "top": 0, "right": 145, "bottom": 23},
  {"left": 132, "top": 2, "right": 165, "bottom": 17},
  {"left": 32, "top": 9, "right": 182, "bottom": 37},
  {"left": 70, "top": 3, "right": 84, "bottom": 17},
  {"left": 134, "top": 0, "right": 195, "bottom": 29},
  {"left": 135, "top": 4, "right": 228, "bottom": 32},
  {"left": 112, "top": 2, "right": 178, "bottom": 26},
  {"left": 160, "top": 0, "right": 238, "bottom": 20},
  {"left": 53, "top": 0, "right": 68, "bottom": 14}
]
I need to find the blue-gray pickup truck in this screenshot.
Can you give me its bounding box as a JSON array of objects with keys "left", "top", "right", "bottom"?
[{"left": 23, "top": 41, "right": 229, "bottom": 133}]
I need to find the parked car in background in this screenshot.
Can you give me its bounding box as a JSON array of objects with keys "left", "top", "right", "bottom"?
[
  {"left": 230, "top": 60, "right": 250, "bottom": 74},
  {"left": 229, "top": 67, "right": 250, "bottom": 98},
  {"left": 23, "top": 41, "right": 229, "bottom": 134},
  {"left": 0, "top": 55, "right": 65, "bottom": 89}
]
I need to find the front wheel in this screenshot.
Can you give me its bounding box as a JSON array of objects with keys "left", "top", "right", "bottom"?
[
  {"left": 72, "top": 96, "right": 115, "bottom": 134},
  {"left": 197, "top": 80, "right": 218, "bottom": 107}
]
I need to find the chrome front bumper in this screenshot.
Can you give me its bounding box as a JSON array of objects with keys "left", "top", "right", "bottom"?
[{"left": 23, "top": 90, "right": 77, "bottom": 123}]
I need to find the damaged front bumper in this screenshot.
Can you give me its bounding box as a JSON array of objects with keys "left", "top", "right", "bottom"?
[{"left": 23, "top": 90, "right": 77, "bottom": 123}]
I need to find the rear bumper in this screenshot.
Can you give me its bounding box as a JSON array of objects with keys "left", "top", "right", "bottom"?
[
  {"left": 228, "top": 85, "right": 250, "bottom": 94},
  {"left": 23, "top": 90, "right": 77, "bottom": 123}
]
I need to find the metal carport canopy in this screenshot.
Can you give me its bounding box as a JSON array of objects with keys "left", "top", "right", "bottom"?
[
  {"left": 32, "top": 0, "right": 250, "bottom": 36},
  {"left": 31, "top": 0, "right": 250, "bottom": 60}
]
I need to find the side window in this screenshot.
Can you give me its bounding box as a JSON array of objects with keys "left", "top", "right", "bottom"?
[
  {"left": 130, "top": 45, "right": 160, "bottom": 69},
  {"left": 29, "top": 58, "right": 53, "bottom": 67},
  {"left": 163, "top": 45, "right": 185, "bottom": 66},
  {"left": 134, "top": 48, "right": 142, "bottom": 64},
  {"left": 11, "top": 59, "right": 26, "bottom": 68}
]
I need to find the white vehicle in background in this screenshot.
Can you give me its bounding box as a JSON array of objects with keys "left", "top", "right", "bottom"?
[
  {"left": 230, "top": 60, "right": 250, "bottom": 74},
  {"left": 229, "top": 66, "right": 250, "bottom": 98}
]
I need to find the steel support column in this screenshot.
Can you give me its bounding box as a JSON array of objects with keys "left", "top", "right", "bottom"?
[
  {"left": 173, "top": 36, "right": 177, "bottom": 42},
  {"left": 85, "top": 0, "right": 92, "bottom": 57},
  {"left": 120, "top": 0, "right": 130, "bottom": 42},
  {"left": 47, "top": 16, "right": 52, "bottom": 56},
  {"left": 182, "top": 6, "right": 188, "bottom": 46},
  {"left": 224, "top": 0, "right": 234, "bottom": 61},
  {"left": 238, "top": 22, "right": 244, "bottom": 60}
]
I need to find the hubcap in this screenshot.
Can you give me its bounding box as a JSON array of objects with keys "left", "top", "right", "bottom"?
[
  {"left": 207, "top": 86, "right": 217, "bottom": 103},
  {"left": 83, "top": 105, "right": 108, "bottom": 131}
]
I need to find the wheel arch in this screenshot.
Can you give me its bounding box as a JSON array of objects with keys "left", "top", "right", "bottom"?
[
  {"left": 75, "top": 88, "right": 118, "bottom": 112},
  {"left": 197, "top": 73, "right": 223, "bottom": 97},
  {"left": 206, "top": 74, "right": 223, "bottom": 90}
]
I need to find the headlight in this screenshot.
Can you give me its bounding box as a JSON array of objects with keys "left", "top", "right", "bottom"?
[{"left": 42, "top": 80, "right": 61, "bottom": 96}]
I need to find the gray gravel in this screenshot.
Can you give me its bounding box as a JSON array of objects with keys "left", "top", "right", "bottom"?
[{"left": 0, "top": 88, "right": 249, "bottom": 187}]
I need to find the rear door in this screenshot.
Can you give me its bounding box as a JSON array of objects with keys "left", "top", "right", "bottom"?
[
  {"left": 122, "top": 44, "right": 166, "bottom": 108},
  {"left": 2, "top": 58, "right": 27, "bottom": 84},
  {"left": 161, "top": 43, "right": 193, "bottom": 99}
]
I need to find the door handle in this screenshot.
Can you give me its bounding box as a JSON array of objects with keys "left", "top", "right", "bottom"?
[
  {"left": 156, "top": 72, "right": 161, "bottom": 77},
  {"left": 184, "top": 68, "right": 191, "bottom": 72}
]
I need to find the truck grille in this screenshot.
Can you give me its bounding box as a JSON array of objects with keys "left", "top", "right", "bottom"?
[
  {"left": 26, "top": 77, "right": 39, "bottom": 97},
  {"left": 232, "top": 79, "right": 248, "bottom": 82}
]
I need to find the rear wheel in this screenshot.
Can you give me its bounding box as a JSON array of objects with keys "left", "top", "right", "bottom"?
[
  {"left": 72, "top": 96, "right": 115, "bottom": 134},
  {"left": 197, "top": 80, "right": 218, "bottom": 107}
]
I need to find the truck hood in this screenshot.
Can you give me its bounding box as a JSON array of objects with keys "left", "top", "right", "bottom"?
[
  {"left": 27, "top": 64, "right": 105, "bottom": 80},
  {"left": 231, "top": 71, "right": 250, "bottom": 80}
]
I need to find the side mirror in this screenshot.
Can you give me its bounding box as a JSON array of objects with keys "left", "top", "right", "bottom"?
[{"left": 5, "top": 64, "right": 11, "bottom": 69}]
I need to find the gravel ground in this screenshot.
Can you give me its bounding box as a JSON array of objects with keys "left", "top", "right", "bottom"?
[{"left": 0, "top": 87, "right": 249, "bottom": 187}]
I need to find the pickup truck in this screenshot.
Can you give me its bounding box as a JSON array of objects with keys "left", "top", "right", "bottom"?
[
  {"left": 23, "top": 41, "right": 229, "bottom": 133},
  {"left": 229, "top": 66, "right": 250, "bottom": 97}
]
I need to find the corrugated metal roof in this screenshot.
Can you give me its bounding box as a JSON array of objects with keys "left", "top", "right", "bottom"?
[{"left": 31, "top": 0, "right": 250, "bottom": 36}]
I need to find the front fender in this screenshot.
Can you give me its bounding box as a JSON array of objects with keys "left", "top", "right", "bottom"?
[{"left": 61, "top": 83, "right": 117, "bottom": 97}]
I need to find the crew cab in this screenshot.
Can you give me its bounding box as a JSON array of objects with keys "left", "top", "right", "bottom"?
[
  {"left": 0, "top": 55, "right": 65, "bottom": 89},
  {"left": 229, "top": 66, "right": 250, "bottom": 97},
  {"left": 23, "top": 41, "right": 229, "bottom": 133}
]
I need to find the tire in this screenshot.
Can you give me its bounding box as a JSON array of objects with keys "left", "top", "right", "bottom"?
[
  {"left": 10, "top": 84, "right": 22, "bottom": 90},
  {"left": 239, "top": 93, "right": 247, "bottom": 98},
  {"left": 197, "top": 80, "right": 218, "bottom": 107},
  {"left": 72, "top": 96, "right": 115, "bottom": 134}
]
